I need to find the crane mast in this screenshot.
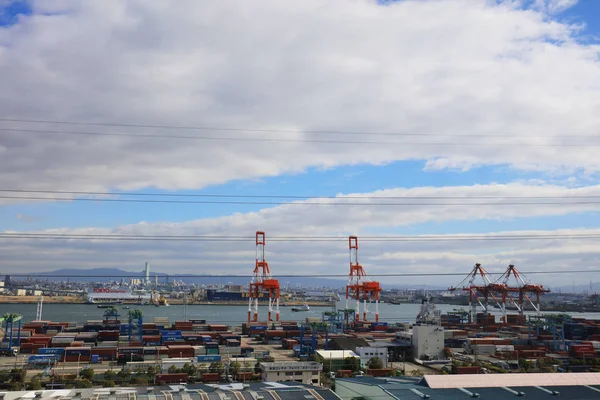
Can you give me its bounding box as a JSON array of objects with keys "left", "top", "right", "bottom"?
[{"left": 248, "top": 231, "right": 280, "bottom": 323}]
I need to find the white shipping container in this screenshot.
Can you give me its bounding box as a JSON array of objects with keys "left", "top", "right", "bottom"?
[{"left": 496, "top": 345, "right": 515, "bottom": 352}]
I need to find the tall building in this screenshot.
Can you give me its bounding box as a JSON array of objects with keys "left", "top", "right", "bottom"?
[{"left": 145, "top": 262, "right": 150, "bottom": 285}]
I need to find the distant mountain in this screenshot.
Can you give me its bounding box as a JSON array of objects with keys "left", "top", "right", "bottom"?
[{"left": 26, "top": 267, "right": 437, "bottom": 289}]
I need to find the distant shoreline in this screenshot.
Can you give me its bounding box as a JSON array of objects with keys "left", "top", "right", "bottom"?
[{"left": 0, "top": 296, "right": 333, "bottom": 307}]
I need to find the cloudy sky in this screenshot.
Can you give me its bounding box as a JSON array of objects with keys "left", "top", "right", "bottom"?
[{"left": 2, "top": 0, "right": 600, "bottom": 290}]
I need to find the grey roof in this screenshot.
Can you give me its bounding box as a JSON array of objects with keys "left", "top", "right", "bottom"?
[
  {"left": 0, "top": 383, "right": 339, "bottom": 400},
  {"left": 337, "top": 376, "right": 600, "bottom": 400}
]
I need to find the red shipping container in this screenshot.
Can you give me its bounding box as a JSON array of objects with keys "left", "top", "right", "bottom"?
[
  {"left": 456, "top": 366, "right": 482, "bottom": 374},
  {"left": 201, "top": 373, "right": 220, "bottom": 382},
  {"left": 156, "top": 373, "right": 189, "bottom": 384}
]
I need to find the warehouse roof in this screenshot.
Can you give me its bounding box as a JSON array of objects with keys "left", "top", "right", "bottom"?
[
  {"left": 337, "top": 375, "right": 600, "bottom": 399},
  {"left": 0, "top": 382, "right": 340, "bottom": 400}
]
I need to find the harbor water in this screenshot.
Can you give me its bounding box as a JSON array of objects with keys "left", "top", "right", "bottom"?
[{"left": 2, "top": 301, "right": 600, "bottom": 325}]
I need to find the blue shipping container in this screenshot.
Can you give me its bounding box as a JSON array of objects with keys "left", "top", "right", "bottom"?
[
  {"left": 39, "top": 348, "right": 65, "bottom": 356},
  {"left": 251, "top": 326, "right": 267, "bottom": 331},
  {"left": 197, "top": 355, "right": 221, "bottom": 362},
  {"left": 28, "top": 355, "right": 58, "bottom": 363},
  {"left": 160, "top": 330, "right": 182, "bottom": 337}
]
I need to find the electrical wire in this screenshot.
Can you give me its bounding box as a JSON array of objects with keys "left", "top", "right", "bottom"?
[
  {"left": 1, "top": 126, "right": 598, "bottom": 147},
  {"left": 3, "top": 188, "right": 600, "bottom": 200},
  {"left": 4, "top": 195, "right": 600, "bottom": 206},
  {"left": 1, "top": 117, "right": 598, "bottom": 139},
  {"left": 4, "top": 270, "right": 600, "bottom": 278},
  {"left": 2, "top": 233, "right": 600, "bottom": 242}
]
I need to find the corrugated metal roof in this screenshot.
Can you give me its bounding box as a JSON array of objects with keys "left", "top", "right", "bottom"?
[{"left": 424, "top": 372, "right": 600, "bottom": 389}]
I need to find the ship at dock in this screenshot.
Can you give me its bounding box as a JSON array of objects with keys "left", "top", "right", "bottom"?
[{"left": 86, "top": 288, "right": 151, "bottom": 305}]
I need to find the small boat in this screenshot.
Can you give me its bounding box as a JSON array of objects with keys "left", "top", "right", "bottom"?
[
  {"left": 121, "top": 306, "right": 130, "bottom": 309},
  {"left": 291, "top": 304, "right": 310, "bottom": 312}
]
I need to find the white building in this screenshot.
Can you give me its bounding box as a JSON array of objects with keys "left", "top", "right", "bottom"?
[
  {"left": 413, "top": 324, "right": 445, "bottom": 360},
  {"left": 355, "top": 346, "right": 388, "bottom": 368},
  {"left": 260, "top": 361, "right": 323, "bottom": 385},
  {"left": 395, "top": 325, "right": 445, "bottom": 360}
]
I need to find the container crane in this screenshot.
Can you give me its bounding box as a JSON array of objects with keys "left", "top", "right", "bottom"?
[
  {"left": 248, "top": 231, "right": 281, "bottom": 323},
  {"left": 448, "top": 263, "right": 502, "bottom": 324},
  {"left": 345, "top": 236, "right": 381, "bottom": 322},
  {"left": 492, "top": 264, "right": 550, "bottom": 321}
]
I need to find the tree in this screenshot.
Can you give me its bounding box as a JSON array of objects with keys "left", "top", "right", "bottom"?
[
  {"left": 103, "top": 380, "right": 116, "bottom": 388},
  {"left": 80, "top": 368, "right": 94, "bottom": 381},
  {"left": 74, "top": 379, "right": 93, "bottom": 388},
  {"left": 366, "top": 357, "right": 383, "bottom": 370},
  {"left": 168, "top": 365, "right": 179, "bottom": 374},
  {"left": 229, "top": 362, "right": 241, "bottom": 377},
  {"left": 209, "top": 361, "right": 225, "bottom": 374},
  {"left": 11, "top": 368, "right": 26, "bottom": 383},
  {"left": 343, "top": 357, "right": 359, "bottom": 372},
  {"left": 117, "top": 367, "right": 131, "bottom": 382},
  {"left": 103, "top": 370, "right": 116, "bottom": 381},
  {"left": 28, "top": 377, "right": 43, "bottom": 390},
  {"left": 130, "top": 376, "right": 148, "bottom": 385},
  {"left": 254, "top": 361, "right": 262, "bottom": 374},
  {"left": 181, "top": 363, "right": 198, "bottom": 378}
]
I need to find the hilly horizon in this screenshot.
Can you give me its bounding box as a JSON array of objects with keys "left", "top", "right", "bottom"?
[{"left": 24, "top": 268, "right": 441, "bottom": 290}]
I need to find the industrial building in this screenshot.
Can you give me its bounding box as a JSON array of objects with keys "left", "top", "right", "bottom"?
[
  {"left": 395, "top": 297, "right": 446, "bottom": 360},
  {"left": 315, "top": 350, "right": 360, "bottom": 372},
  {"left": 0, "top": 382, "right": 340, "bottom": 400},
  {"left": 335, "top": 374, "right": 600, "bottom": 400},
  {"left": 260, "top": 361, "right": 323, "bottom": 385},
  {"left": 355, "top": 346, "right": 389, "bottom": 368}
]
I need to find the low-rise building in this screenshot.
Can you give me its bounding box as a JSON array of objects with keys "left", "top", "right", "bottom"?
[
  {"left": 260, "top": 361, "right": 323, "bottom": 385},
  {"left": 355, "top": 346, "right": 388, "bottom": 368},
  {"left": 316, "top": 350, "right": 360, "bottom": 373},
  {"left": 336, "top": 374, "right": 600, "bottom": 399}
]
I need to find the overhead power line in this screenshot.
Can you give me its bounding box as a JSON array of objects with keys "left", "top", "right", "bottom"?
[
  {"left": 5, "top": 270, "right": 600, "bottom": 278},
  {"left": 3, "top": 188, "right": 600, "bottom": 200},
  {"left": 1, "top": 126, "right": 599, "bottom": 147},
  {"left": 2, "top": 232, "right": 600, "bottom": 242},
  {"left": 3, "top": 195, "right": 600, "bottom": 206},
  {"left": 1, "top": 117, "right": 598, "bottom": 139}
]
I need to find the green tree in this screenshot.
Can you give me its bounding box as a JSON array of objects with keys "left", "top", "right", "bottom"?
[
  {"left": 229, "top": 361, "right": 241, "bottom": 377},
  {"left": 103, "top": 370, "right": 116, "bottom": 381},
  {"left": 209, "top": 361, "right": 225, "bottom": 374},
  {"left": 75, "top": 379, "right": 93, "bottom": 388},
  {"left": 130, "top": 376, "right": 148, "bottom": 385},
  {"left": 343, "top": 357, "right": 359, "bottom": 372},
  {"left": 366, "top": 357, "right": 383, "bottom": 370},
  {"left": 168, "top": 365, "right": 179, "bottom": 374},
  {"left": 117, "top": 367, "right": 132, "bottom": 382},
  {"left": 254, "top": 361, "right": 262, "bottom": 373},
  {"left": 182, "top": 363, "right": 198, "bottom": 378},
  {"left": 103, "top": 380, "right": 116, "bottom": 387},
  {"left": 10, "top": 368, "right": 26, "bottom": 382},
  {"left": 79, "top": 368, "right": 94, "bottom": 381},
  {"left": 27, "top": 377, "right": 43, "bottom": 390}
]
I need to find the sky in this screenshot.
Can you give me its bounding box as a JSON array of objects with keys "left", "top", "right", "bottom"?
[{"left": 1, "top": 0, "right": 600, "bottom": 289}]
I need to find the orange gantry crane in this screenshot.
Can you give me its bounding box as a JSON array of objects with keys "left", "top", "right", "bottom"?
[
  {"left": 345, "top": 235, "right": 382, "bottom": 322},
  {"left": 448, "top": 263, "right": 503, "bottom": 324},
  {"left": 248, "top": 231, "right": 281, "bottom": 324},
  {"left": 450, "top": 263, "right": 550, "bottom": 325},
  {"left": 490, "top": 264, "right": 550, "bottom": 324}
]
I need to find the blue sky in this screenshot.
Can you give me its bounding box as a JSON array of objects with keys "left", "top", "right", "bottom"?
[{"left": 2, "top": 0, "right": 600, "bottom": 287}]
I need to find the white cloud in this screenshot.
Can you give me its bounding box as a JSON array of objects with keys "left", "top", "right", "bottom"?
[
  {"left": 3, "top": 181, "right": 600, "bottom": 288},
  {"left": 0, "top": 0, "right": 599, "bottom": 192}
]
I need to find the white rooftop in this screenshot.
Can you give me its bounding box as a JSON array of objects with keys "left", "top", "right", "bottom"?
[{"left": 316, "top": 350, "right": 359, "bottom": 359}]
